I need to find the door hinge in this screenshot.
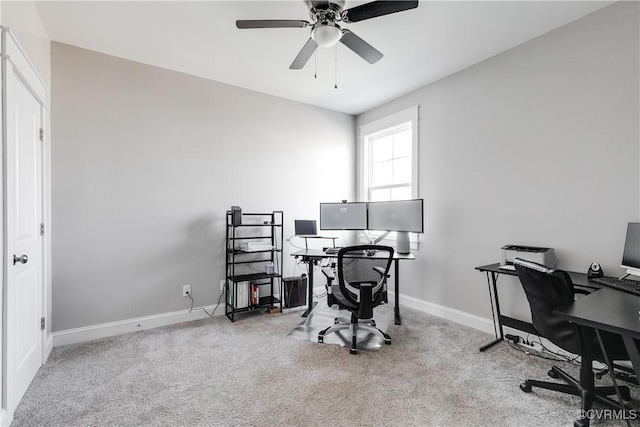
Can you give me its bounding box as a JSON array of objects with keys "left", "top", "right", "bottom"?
[
  {"left": 39, "top": 128, "right": 44, "bottom": 142},
  {"left": 41, "top": 317, "right": 45, "bottom": 330},
  {"left": 40, "top": 223, "right": 45, "bottom": 236}
]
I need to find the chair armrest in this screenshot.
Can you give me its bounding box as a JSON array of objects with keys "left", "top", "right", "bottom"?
[
  {"left": 322, "top": 267, "right": 335, "bottom": 282},
  {"left": 373, "top": 266, "right": 390, "bottom": 278}
]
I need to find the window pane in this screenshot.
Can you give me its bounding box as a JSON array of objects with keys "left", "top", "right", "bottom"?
[
  {"left": 393, "top": 129, "right": 412, "bottom": 158},
  {"left": 372, "top": 135, "right": 393, "bottom": 162},
  {"left": 391, "top": 186, "right": 412, "bottom": 200},
  {"left": 370, "top": 188, "right": 391, "bottom": 202},
  {"left": 393, "top": 157, "right": 411, "bottom": 184},
  {"left": 372, "top": 159, "right": 392, "bottom": 186}
]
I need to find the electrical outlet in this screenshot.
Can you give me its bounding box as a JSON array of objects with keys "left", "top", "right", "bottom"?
[
  {"left": 220, "top": 280, "right": 225, "bottom": 291},
  {"left": 183, "top": 285, "right": 191, "bottom": 297}
]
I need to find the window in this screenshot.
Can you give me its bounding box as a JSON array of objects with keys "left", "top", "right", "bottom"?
[{"left": 359, "top": 106, "right": 418, "bottom": 203}]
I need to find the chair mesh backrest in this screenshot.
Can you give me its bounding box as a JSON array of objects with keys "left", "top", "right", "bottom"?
[
  {"left": 514, "top": 259, "right": 582, "bottom": 355},
  {"left": 337, "top": 245, "right": 394, "bottom": 306}
]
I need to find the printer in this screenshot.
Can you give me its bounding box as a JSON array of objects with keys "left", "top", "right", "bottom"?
[{"left": 500, "top": 245, "right": 556, "bottom": 269}]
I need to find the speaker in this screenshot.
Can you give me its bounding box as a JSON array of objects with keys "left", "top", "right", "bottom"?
[
  {"left": 588, "top": 262, "right": 604, "bottom": 278},
  {"left": 396, "top": 231, "right": 410, "bottom": 254},
  {"left": 230, "top": 206, "right": 242, "bottom": 226}
]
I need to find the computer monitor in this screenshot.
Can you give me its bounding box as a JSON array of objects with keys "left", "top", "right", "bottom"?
[
  {"left": 621, "top": 222, "right": 640, "bottom": 277},
  {"left": 319, "top": 202, "right": 368, "bottom": 230},
  {"left": 294, "top": 220, "right": 318, "bottom": 236},
  {"left": 367, "top": 199, "right": 424, "bottom": 233}
]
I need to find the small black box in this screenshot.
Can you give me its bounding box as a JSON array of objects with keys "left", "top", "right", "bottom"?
[
  {"left": 283, "top": 276, "right": 307, "bottom": 308},
  {"left": 230, "top": 206, "right": 242, "bottom": 226}
]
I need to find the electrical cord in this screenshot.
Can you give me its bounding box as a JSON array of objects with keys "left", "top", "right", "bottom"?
[
  {"left": 287, "top": 235, "right": 306, "bottom": 250},
  {"left": 186, "top": 291, "right": 224, "bottom": 318}
]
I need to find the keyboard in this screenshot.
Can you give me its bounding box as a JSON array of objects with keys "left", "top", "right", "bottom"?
[
  {"left": 590, "top": 276, "right": 640, "bottom": 296},
  {"left": 324, "top": 248, "right": 365, "bottom": 255}
]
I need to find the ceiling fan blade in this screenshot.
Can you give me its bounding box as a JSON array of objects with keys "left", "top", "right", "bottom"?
[
  {"left": 342, "top": 1, "right": 418, "bottom": 23},
  {"left": 339, "top": 30, "right": 383, "bottom": 64},
  {"left": 290, "top": 38, "right": 319, "bottom": 70},
  {"left": 236, "top": 20, "right": 309, "bottom": 29}
]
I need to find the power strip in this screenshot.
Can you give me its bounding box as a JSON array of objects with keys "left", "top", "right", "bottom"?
[{"left": 505, "top": 334, "right": 543, "bottom": 353}]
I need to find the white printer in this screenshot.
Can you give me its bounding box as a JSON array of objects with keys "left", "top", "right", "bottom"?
[{"left": 500, "top": 245, "right": 556, "bottom": 269}]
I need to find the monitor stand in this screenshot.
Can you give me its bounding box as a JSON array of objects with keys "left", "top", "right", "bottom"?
[{"left": 361, "top": 230, "right": 391, "bottom": 245}]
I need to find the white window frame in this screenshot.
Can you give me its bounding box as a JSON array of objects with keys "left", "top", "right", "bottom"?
[{"left": 358, "top": 106, "right": 419, "bottom": 245}]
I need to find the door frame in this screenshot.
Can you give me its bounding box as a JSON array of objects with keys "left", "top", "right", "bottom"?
[{"left": 0, "top": 27, "right": 51, "bottom": 425}]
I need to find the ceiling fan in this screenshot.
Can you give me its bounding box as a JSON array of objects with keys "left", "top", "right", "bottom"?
[{"left": 236, "top": 1, "right": 419, "bottom": 70}]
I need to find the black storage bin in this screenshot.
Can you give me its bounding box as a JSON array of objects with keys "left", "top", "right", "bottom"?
[{"left": 283, "top": 276, "right": 307, "bottom": 308}]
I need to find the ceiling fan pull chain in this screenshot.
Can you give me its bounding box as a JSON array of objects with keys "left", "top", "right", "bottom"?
[
  {"left": 314, "top": 50, "right": 317, "bottom": 79},
  {"left": 334, "top": 44, "right": 338, "bottom": 89}
]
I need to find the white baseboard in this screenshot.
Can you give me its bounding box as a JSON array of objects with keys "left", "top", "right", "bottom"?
[
  {"left": 53, "top": 305, "right": 225, "bottom": 347},
  {"left": 390, "top": 291, "right": 583, "bottom": 361},
  {"left": 53, "top": 290, "right": 495, "bottom": 347},
  {"left": 50, "top": 289, "right": 564, "bottom": 359},
  {"left": 1, "top": 409, "right": 13, "bottom": 427},
  {"left": 390, "top": 291, "right": 496, "bottom": 335}
]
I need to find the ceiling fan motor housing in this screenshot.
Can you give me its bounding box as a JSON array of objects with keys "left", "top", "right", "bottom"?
[{"left": 305, "top": 0, "right": 346, "bottom": 22}]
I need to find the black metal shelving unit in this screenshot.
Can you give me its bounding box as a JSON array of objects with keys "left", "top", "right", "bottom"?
[{"left": 225, "top": 211, "right": 283, "bottom": 322}]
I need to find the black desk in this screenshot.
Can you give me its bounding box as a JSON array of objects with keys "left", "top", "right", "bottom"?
[
  {"left": 475, "top": 263, "right": 598, "bottom": 352},
  {"left": 556, "top": 287, "right": 640, "bottom": 382},
  {"left": 292, "top": 249, "right": 415, "bottom": 325}
]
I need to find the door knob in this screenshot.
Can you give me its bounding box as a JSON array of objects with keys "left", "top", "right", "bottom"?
[{"left": 13, "top": 254, "right": 28, "bottom": 265}]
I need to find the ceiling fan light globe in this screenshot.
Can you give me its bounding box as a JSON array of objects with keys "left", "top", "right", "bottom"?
[{"left": 311, "top": 25, "right": 342, "bottom": 47}]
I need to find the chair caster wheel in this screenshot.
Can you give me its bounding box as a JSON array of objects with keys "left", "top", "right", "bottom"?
[
  {"left": 350, "top": 348, "right": 357, "bottom": 355},
  {"left": 520, "top": 383, "right": 532, "bottom": 393},
  {"left": 318, "top": 336, "right": 324, "bottom": 343},
  {"left": 384, "top": 339, "right": 391, "bottom": 345},
  {"left": 548, "top": 369, "right": 559, "bottom": 379},
  {"left": 574, "top": 419, "right": 586, "bottom": 427},
  {"left": 371, "top": 320, "right": 376, "bottom": 327}
]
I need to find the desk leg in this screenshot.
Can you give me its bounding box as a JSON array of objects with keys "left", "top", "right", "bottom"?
[
  {"left": 479, "top": 272, "right": 504, "bottom": 352},
  {"left": 394, "top": 260, "right": 401, "bottom": 325},
  {"left": 622, "top": 335, "right": 640, "bottom": 388},
  {"left": 302, "top": 257, "right": 317, "bottom": 317},
  {"left": 595, "top": 330, "right": 633, "bottom": 427}
]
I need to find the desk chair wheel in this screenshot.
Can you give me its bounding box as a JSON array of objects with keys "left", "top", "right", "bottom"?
[
  {"left": 370, "top": 320, "right": 376, "bottom": 327},
  {"left": 548, "top": 369, "right": 559, "bottom": 379},
  {"left": 383, "top": 332, "right": 391, "bottom": 345},
  {"left": 574, "top": 419, "right": 586, "bottom": 427},
  {"left": 350, "top": 347, "right": 358, "bottom": 355},
  {"left": 520, "top": 382, "right": 532, "bottom": 393}
]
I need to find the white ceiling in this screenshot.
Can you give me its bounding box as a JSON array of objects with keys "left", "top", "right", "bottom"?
[{"left": 34, "top": 1, "right": 614, "bottom": 115}]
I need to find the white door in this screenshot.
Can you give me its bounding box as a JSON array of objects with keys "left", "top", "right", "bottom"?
[{"left": 4, "top": 64, "right": 43, "bottom": 413}]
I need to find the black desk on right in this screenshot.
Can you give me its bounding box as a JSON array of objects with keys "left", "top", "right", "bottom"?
[
  {"left": 475, "top": 263, "right": 599, "bottom": 352},
  {"left": 556, "top": 287, "right": 640, "bottom": 382}
]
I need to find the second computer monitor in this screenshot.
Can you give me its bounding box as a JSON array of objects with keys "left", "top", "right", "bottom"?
[
  {"left": 319, "top": 202, "right": 368, "bottom": 230},
  {"left": 367, "top": 199, "right": 424, "bottom": 233},
  {"left": 621, "top": 222, "right": 640, "bottom": 277}
]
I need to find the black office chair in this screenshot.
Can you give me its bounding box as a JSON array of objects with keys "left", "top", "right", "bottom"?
[
  {"left": 318, "top": 245, "right": 394, "bottom": 355},
  {"left": 513, "top": 258, "right": 631, "bottom": 427}
]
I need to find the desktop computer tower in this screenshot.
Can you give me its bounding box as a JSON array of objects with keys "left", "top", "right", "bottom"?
[{"left": 283, "top": 276, "right": 307, "bottom": 308}]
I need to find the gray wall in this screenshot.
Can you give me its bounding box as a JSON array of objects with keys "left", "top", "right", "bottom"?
[
  {"left": 51, "top": 43, "right": 355, "bottom": 331},
  {"left": 357, "top": 2, "right": 640, "bottom": 322}
]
